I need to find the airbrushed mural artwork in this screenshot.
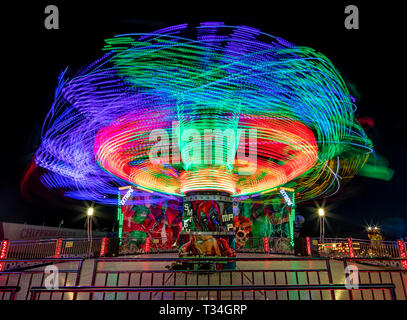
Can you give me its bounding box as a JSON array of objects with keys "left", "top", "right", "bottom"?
[
  {"left": 181, "top": 194, "right": 234, "bottom": 233},
  {"left": 233, "top": 201, "right": 291, "bottom": 249},
  {"left": 179, "top": 193, "right": 236, "bottom": 258},
  {"left": 233, "top": 188, "right": 296, "bottom": 251},
  {"left": 117, "top": 187, "right": 298, "bottom": 255},
  {"left": 118, "top": 186, "right": 183, "bottom": 253}
]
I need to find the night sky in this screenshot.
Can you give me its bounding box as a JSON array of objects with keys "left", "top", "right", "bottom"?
[{"left": 1, "top": 1, "right": 405, "bottom": 239}]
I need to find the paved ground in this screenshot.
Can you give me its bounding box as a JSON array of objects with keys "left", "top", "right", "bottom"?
[{"left": 1, "top": 253, "right": 405, "bottom": 300}]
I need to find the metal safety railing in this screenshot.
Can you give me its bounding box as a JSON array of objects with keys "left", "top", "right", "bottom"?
[
  {"left": 90, "top": 269, "right": 334, "bottom": 300},
  {"left": 3, "top": 238, "right": 104, "bottom": 260},
  {"left": 343, "top": 258, "right": 407, "bottom": 300},
  {"left": 0, "top": 258, "right": 83, "bottom": 300},
  {"left": 4, "top": 239, "right": 57, "bottom": 259},
  {"left": 0, "top": 238, "right": 105, "bottom": 271},
  {"left": 91, "top": 256, "right": 334, "bottom": 282},
  {"left": 0, "top": 286, "right": 20, "bottom": 300},
  {"left": 29, "top": 283, "right": 397, "bottom": 301},
  {"left": 356, "top": 239, "right": 401, "bottom": 258},
  {"left": 89, "top": 256, "right": 335, "bottom": 299},
  {"left": 58, "top": 238, "right": 104, "bottom": 258},
  {"left": 310, "top": 237, "right": 404, "bottom": 259}
]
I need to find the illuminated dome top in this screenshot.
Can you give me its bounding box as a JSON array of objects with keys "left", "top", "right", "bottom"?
[{"left": 26, "top": 22, "right": 372, "bottom": 204}]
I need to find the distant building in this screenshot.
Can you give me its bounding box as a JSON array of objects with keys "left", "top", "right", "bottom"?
[{"left": 0, "top": 221, "right": 107, "bottom": 241}]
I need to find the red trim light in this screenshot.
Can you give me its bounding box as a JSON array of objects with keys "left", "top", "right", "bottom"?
[
  {"left": 398, "top": 240, "right": 407, "bottom": 269},
  {"left": 100, "top": 237, "right": 109, "bottom": 257},
  {"left": 0, "top": 240, "right": 9, "bottom": 271},
  {"left": 144, "top": 237, "right": 151, "bottom": 253},
  {"left": 347, "top": 238, "right": 355, "bottom": 258},
  {"left": 55, "top": 238, "right": 62, "bottom": 258},
  {"left": 263, "top": 237, "right": 269, "bottom": 253},
  {"left": 306, "top": 237, "right": 311, "bottom": 256}
]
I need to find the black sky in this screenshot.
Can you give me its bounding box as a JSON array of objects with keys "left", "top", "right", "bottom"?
[{"left": 1, "top": 1, "right": 406, "bottom": 239}]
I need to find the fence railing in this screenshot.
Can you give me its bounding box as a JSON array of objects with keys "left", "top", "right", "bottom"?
[
  {"left": 2, "top": 236, "right": 405, "bottom": 269},
  {"left": 29, "top": 283, "right": 397, "bottom": 301},
  {"left": 0, "top": 238, "right": 104, "bottom": 270},
  {"left": 4, "top": 239, "right": 57, "bottom": 260},
  {"left": 90, "top": 256, "right": 334, "bottom": 280},
  {"left": 89, "top": 256, "right": 334, "bottom": 299},
  {"left": 309, "top": 237, "right": 405, "bottom": 261},
  {"left": 356, "top": 239, "right": 400, "bottom": 258},
  {"left": 0, "top": 286, "right": 20, "bottom": 300},
  {"left": 0, "top": 258, "right": 83, "bottom": 300},
  {"left": 343, "top": 258, "right": 407, "bottom": 300},
  {"left": 90, "top": 269, "right": 335, "bottom": 300}
]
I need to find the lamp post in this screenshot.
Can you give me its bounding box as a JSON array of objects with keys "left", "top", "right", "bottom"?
[
  {"left": 87, "top": 207, "right": 94, "bottom": 255},
  {"left": 318, "top": 208, "right": 325, "bottom": 243}
]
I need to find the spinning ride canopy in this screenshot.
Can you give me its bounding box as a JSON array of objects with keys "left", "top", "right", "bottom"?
[{"left": 27, "top": 22, "right": 373, "bottom": 204}]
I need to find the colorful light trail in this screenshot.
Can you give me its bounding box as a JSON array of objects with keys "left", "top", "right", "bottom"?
[{"left": 23, "top": 22, "right": 373, "bottom": 204}]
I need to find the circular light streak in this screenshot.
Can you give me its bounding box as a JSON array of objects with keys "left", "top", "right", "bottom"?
[{"left": 24, "top": 22, "right": 373, "bottom": 204}]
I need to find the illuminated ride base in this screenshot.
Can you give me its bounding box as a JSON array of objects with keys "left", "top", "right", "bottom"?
[{"left": 117, "top": 187, "right": 296, "bottom": 270}]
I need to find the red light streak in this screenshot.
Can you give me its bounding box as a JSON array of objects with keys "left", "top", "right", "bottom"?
[
  {"left": 398, "top": 240, "right": 407, "bottom": 270},
  {"left": 306, "top": 237, "right": 311, "bottom": 256},
  {"left": 347, "top": 238, "right": 355, "bottom": 258},
  {"left": 54, "top": 238, "right": 62, "bottom": 258},
  {"left": 0, "top": 240, "right": 9, "bottom": 271},
  {"left": 100, "top": 237, "right": 109, "bottom": 257}
]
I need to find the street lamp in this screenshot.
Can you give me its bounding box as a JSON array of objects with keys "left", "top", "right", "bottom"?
[
  {"left": 318, "top": 208, "right": 325, "bottom": 217},
  {"left": 318, "top": 208, "right": 325, "bottom": 243},
  {"left": 87, "top": 207, "right": 94, "bottom": 216}
]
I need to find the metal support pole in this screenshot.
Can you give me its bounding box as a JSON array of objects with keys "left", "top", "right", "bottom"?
[
  {"left": 87, "top": 216, "right": 93, "bottom": 256},
  {"left": 319, "top": 217, "right": 322, "bottom": 243}
]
